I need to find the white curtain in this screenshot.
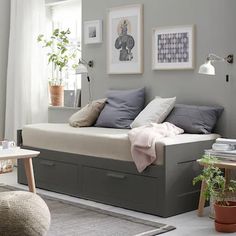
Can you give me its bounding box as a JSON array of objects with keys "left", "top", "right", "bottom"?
[{"left": 5, "top": 0, "right": 48, "bottom": 141}]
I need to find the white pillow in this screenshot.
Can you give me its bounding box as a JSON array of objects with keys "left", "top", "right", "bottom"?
[{"left": 130, "top": 96, "right": 176, "bottom": 128}]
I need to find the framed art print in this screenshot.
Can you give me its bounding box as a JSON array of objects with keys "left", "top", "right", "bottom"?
[
  {"left": 152, "top": 25, "right": 195, "bottom": 70},
  {"left": 107, "top": 4, "right": 143, "bottom": 74},
  {"left": 84, "top": 20, "right": 103, "bottom": 44}
]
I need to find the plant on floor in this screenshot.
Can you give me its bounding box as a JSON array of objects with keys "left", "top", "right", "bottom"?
[
  {"left": 193, "top": 155, "right": 236, "bottom": 205},
  {"left": 193, "top": 155, "right": 236, "bottom": 233}
]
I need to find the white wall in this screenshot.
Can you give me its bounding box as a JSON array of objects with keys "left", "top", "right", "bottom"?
[
  {"left": 0, "top": 0, "right": 10, "bottom": 139},
  {"left": 82, "top": 0, "right": 236, "bottom": 137}
]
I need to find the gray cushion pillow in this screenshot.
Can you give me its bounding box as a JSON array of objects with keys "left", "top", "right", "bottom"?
[
  {"left": 165, "top": 104, "right": 224, "bottom": 134},
  {"left": 95, "top": 88, "right": 145, "bottom": 129}
]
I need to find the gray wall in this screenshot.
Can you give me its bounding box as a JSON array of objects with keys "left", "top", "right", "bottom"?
[
  {"left": 48, "top": 106, "right": 79, "bottom": 123},
  {"left": 82, "top": 0, "right": 236, "bottom": 137},
  {"left": 0, "top": 0, "right": 235, "bottom": 137},
  {"left": 0, "top": 0, "right": 10, "bottom": 139}
]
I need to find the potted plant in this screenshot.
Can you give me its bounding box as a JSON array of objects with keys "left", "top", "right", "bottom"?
[
  {"left": 37, "top": 28, "right": 79, "bottom": 106},
  {"left": 193, "top": 155, "right": 236, "bottom": 233}
]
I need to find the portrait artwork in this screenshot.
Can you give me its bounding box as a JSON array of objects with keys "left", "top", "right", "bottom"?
[
  {"left": 114, "top": 19, "right": 135, "bottom": 62},
  {"left": 107, "top": 5, "right": 143, "bottom": 74}
]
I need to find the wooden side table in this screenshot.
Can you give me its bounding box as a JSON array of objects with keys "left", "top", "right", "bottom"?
[
  {"left": 0, "top": 148, "right": 39, "bottom": 193},
  {"left": 197, "top": 159, "right": 236, "bottom": 216}
]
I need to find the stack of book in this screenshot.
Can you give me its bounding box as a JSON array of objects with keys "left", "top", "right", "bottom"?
[{"left": 205, "top": 138, "right": 236, "bottom": 161}]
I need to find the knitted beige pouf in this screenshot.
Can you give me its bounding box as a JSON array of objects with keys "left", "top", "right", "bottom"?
[{"left": 0, "top": 191, "right": 51, "bottom": 236}]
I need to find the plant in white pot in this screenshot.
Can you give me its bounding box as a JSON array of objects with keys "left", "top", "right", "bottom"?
[
  {"left": 193, "top": 155, "right": 236, "bottom": 233},
  {"left": 37, "top": 28, "right": 79, "bottom": 106}
]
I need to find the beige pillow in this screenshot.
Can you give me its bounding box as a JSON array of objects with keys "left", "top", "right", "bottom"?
[
  {"left": 69, "top": 98, "right": 107, "bottom": 127},
  {"left": 130, "top": 96, "right": 176, "bottom": 128}
]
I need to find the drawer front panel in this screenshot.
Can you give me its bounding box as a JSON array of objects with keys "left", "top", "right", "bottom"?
[
  {"left": 81, "top": 166, "right": 160, "bottom": 212},
  {"left": 19, "top": 158, "right": 79, "bottom": 195},
  {"left": 35, "top": 158, "right": 78, "bottom": 194}
]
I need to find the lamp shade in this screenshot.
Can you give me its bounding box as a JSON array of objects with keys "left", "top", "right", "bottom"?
[
  {"left": 198, "top": 60, "right": 215, "bottom": 75},
  {"left": 75, "top": 63, "right": 88, "bottom": 74}
]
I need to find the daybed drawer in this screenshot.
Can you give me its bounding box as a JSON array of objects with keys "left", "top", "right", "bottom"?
[
  {"left": 18, "top": 158, "right": 78, "bottom": 195},
  {"left": 81, "top": 166, "right": 160, "bottom": 213}
]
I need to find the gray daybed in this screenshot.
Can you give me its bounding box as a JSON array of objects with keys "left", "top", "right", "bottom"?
[{"left": 17, "top": 123, "right": 219, "bottom": 217}]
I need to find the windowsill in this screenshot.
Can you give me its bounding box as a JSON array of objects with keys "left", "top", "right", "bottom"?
[
  {"left": 48, "top": 106, "right": 80, "bottom": 111},
  {"left": 48, "top": 105, "right": 80, "bottom": 123}
]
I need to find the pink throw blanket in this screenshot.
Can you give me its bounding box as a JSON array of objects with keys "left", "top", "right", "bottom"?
[{"left": 128, "top": 122, "right": 184, "bottom": 172}]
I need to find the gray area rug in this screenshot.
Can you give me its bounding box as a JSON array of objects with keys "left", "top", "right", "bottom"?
[{"left": 0, "top": 185, "right": 175, "bottom": 236}]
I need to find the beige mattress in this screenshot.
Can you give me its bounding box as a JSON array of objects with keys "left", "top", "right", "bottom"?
[{"left": 22, "top": 123, "right": 220, "bottom": 165}]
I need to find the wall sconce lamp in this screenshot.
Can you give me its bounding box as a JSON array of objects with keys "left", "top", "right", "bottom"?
[
  {"left": 198, "top": 53, "right": 234, "bottom": 76},
  {"left": 76, "top": 59, "right": 94, "bottom": 103}
]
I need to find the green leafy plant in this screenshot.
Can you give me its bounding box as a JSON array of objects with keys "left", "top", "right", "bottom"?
[
  {"left": 193, "top": 155, "right": 236, "bottom": 206},
  {"left": 37, "top": 28, "right": 79, "bottom": 85}
]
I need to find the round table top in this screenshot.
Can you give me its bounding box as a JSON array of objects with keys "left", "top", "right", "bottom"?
[{"left": 0, "top": 148, "right": 40, "bottom": 161}]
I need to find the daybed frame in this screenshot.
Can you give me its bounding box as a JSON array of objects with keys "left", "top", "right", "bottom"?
[{"left": 17, "top": 130, "right": 213, "bottom": 217}]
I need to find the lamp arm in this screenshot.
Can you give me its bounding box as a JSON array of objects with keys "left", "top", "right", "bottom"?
[
  {"left": 79, "top": 58, "right": 88, "bottom": 65},
  {"left": 207, "top": 53, "right": 234, "bottom": 64},
  {"left": 207, "top": 53, "right": 225, "bottom": 62},
  {"left": 78, "top": 58, "right": 93, "bottom": 67}
]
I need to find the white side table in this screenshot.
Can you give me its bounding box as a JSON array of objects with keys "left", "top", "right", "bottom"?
[{"left": 0, "top": 148, "right": 40, "bottom": 193}]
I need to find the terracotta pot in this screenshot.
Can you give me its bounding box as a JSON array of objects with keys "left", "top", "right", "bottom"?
[
  {"left": 49, "top": 85, "right": 64, "bottom": 106},
  {"left": 215, "top": 222, "right": 236, "bottom": 233},
  {"left": 214, "top": 201, "right": 236, "bottom": 233}
]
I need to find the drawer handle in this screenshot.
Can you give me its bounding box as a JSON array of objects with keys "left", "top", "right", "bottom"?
[
  {"left": 106, "top": 172, "right": 126, "bottom": 179},
  {"left": 40, "top": 160, "right": 55, "bottom": 167}
]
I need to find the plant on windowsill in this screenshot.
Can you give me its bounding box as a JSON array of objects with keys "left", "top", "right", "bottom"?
[
  {"left": 193, "top": 155, "right": 236, "bottom": 233},
  {"left": 37, "top": 28, "right": 79, "bottom": 106}
]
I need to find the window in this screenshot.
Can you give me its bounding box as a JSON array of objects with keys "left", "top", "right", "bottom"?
[{"left": 46, "top": 0, "right": 82, "bottom": 107}]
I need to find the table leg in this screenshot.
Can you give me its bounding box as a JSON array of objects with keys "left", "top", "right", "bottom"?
[
  {"left": 23, "top": 157, "right": 36, "bottom": 193},
  {"left": 197, "top": 179, "right": 207, "bottom": 217},
  {"left": 225, "top": 168, "right": 231, "bottom": 185}
]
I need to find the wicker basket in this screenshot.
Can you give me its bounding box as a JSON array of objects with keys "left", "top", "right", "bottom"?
[{"left": 0, "top": 160, "right": 13, "bottom": 174}]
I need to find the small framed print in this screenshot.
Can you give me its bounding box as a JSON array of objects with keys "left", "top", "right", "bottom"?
[
  {"left": 152, "top": 25, "right": 195, "bottom": 70},
  {"left": 84, "top": 20, "right": 103, "bottom": 44},
  {"left": 107, "top": 4, "right": 144, "bottom": 74}
]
